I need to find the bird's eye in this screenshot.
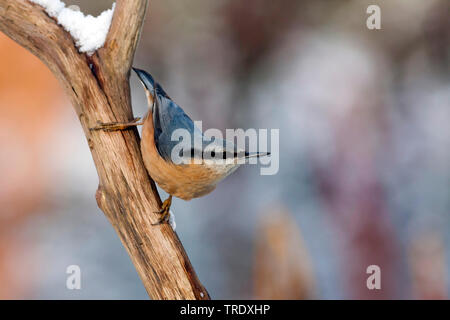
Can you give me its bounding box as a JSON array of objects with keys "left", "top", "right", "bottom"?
[{"left": 211, "top": 151, "right": 216, "bottom": 158}]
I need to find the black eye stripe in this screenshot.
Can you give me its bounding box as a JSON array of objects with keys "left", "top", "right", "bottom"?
[{"left": 187, "top": 149, "right": 243, "bottom": 160}]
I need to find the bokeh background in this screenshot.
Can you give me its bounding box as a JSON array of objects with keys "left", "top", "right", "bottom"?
[{"left": 0, "top": 0, "right": 449, "bottom": 299}]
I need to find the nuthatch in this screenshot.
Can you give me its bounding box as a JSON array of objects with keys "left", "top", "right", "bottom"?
[{"left": 92, "top": 68, "right": 269, "bottom": 225}]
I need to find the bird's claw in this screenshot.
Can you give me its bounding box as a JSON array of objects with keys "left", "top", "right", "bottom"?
[
  {"left": 151, "top": 211, "right": 171, "bottom": 226},
  {"left": 152, "top": 195, "right": 172, "bottom": 226},
  {"left": 89, "top": 118, "right": 142, "bottom": 131},
  {"left": 89, "top": 121, "right": 117, "bottom": 131}
]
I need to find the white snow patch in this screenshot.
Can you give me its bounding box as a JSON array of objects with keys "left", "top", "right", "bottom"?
[
  {"left": 67, "top": 5, "right": 80, "bottom": 12},
  {"left": 29, "top": 0, "right": 115, "bottom": 55},
  {"left": 168, "top": 210, "right": 176, "bottom": 230},
  {"left": 30, "top": 0, "right": 64, "bottom": 18}
]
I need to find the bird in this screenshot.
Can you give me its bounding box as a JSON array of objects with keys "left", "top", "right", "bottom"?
[{"left": 91, "top": 68, "right": 269, "bottom": 225}]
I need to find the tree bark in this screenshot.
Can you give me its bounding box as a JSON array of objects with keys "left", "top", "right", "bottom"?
[{"left": 0, "top": 0, "right": 209, "bottom": 300}]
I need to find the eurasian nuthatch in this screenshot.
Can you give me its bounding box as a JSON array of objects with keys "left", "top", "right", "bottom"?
[{"left": 92, "top": 68, "right": 269, "bottom": 225}]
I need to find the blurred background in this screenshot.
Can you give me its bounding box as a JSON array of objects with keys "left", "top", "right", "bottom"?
[{"left": 0, "top": 0, "right": 449, "bottom": 299}]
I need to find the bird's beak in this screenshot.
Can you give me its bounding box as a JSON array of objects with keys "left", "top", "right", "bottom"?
[
  {"left": 133, "top": 67, "right": 157, "bottom": 113},
  {"left": 132, "top": 67, "right": 156, "bottom": 91}
]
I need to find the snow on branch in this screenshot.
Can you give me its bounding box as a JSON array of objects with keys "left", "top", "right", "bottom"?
[
  {"left": 0, "top": 0, "right": 209, "bottom": 300},
  {"left": 29, "top": 0, "right": 115, "bottom": 54}
]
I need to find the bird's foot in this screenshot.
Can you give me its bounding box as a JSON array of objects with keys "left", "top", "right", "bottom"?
[
  {"left": 90, "top": 117, "right": 142, "bottom": 131},
  {"left": 152, "top": 195, "right": 172, "bottom": 226}
]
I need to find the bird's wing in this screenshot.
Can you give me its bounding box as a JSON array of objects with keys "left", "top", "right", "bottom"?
[
  {"left": 153, "top": 94, "right": 208, "bottom": 161},
  {"left": 153, "top": 94, "right": 268, "bottom": 161},
  {"left": 148, "top": 77, "right": 269, "bottom": 162},
  {"left": 132, "top": 68, "right": 210, "bottom": 160}
]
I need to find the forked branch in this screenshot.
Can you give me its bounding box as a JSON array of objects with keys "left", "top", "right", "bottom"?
[{"left": 0, "top": 0, "right": 209, "bottom": 300}]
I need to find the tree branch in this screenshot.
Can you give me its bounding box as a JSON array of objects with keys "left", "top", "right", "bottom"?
[{"left": 0, "top": 0, "right": 209, "bottom": 300}]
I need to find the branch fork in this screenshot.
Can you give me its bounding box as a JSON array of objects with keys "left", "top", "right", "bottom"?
[{"left": 0, "top": 0, "right": 209, "bottom": 300}]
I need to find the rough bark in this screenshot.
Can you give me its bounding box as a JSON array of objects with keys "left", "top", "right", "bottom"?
[{"left": 0, "top": 0, "right": 209, "bottom": 300}]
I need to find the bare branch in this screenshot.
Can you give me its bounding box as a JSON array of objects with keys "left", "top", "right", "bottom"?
[{"left": 0, "top": 0, "right": 209, "bottom": 300}]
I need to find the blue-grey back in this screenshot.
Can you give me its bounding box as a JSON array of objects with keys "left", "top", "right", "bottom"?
[
  {"left": 133, "top": 68, "right": 236, "bottom": 161},
  {"left": 154, "top": 95, "right": 203, "bottom": 160}
]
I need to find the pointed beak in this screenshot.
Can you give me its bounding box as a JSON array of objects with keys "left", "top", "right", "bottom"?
[
  {"left": 132, "top": 67, "right": 155, "bottom": 91},
  {"left": 133, "top": 67, "right": 157, "bottom": 113}
]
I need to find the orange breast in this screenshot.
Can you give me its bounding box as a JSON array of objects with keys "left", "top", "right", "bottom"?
[{"left": 140, "top": 112, "right": 222, "bottom": 200}]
